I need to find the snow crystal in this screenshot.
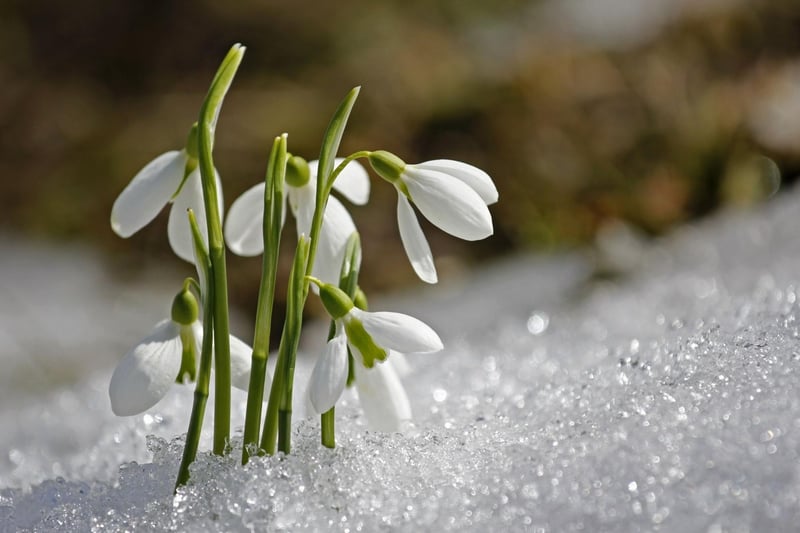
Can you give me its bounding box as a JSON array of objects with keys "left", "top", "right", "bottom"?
[{"left": 4, "top": 185, "right": 800, "bottom": 531}]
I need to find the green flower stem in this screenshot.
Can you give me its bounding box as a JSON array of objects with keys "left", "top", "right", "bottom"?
[
  {"left": 242, "top": 134, "right": 287, "bottom": 464},
  {"left": 322, "top": 150, "right": 371, "bottom": 199},
  {"left": 175, "top": 278, "right": 214, "bottom": 488},
  {"left": 260, "top": 339, "right": 284, "bottom": 455},
  {"left": 197, "top": 44, "right": 244, "bottom": 455},
  {"left": 278, "top": 241, "right": 307, "bottom": 454},
  {"left": 175, "top": 210, "right": 214, "bottom": 490},
  {"left": 320, "top": 409, "right": 336, "bottom": 448},
  {"left": 261, "top": 237, "right": 309, "bottom": 454}
]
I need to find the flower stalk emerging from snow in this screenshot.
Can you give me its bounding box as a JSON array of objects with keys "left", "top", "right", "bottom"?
[
  {"left": 195, "top": 43, "right": 245, "bottom": 456},
  {"left": 258, "top": 87, "right": 362, "bottom": 455},
  {"left": 176, "top": 210, "right": 214, "bottom": 489},
  {"left": 241, "top": 134, "right": 286, "bottom": 464},
  {"left": 111, "top": 44, "right": 245, "bottom": 461}
]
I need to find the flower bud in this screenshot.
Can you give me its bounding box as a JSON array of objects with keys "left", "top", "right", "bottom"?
[
  {"left": 316, "top": 280, "right": 354, "bottom": 319},
  {"left": 285, "top": 155, "right": 311, "bottom": 188},
  {"left": 171, "top": 287, "right": 199, "bottom": 325},
  {"left": 368, "top": 151, "right": 405, "bottom": 184}
]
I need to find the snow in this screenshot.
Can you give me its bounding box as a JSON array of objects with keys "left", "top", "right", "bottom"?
[{"left": 4, "top": 184, "right": 800, "bottom": 531}]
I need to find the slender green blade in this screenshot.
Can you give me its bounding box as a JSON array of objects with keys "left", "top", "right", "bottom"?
[
  {"left": 201, "top": 43, "right": 245, "bottom": 137},
  {"left": 317, "top": 86, "right": 360, "bottom": 191}
]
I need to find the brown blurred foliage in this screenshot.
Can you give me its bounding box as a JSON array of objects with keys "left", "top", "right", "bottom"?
[{"left": 1, "top": 0, "right": 800, "bottom": 322}]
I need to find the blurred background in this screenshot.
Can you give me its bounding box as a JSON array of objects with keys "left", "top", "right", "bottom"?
[{"left": 1, "top": 0, "right": 800, "bottom": 340}]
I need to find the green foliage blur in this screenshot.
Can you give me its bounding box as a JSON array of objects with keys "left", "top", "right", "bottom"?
[{"left": 1, "top": 0, "right": 799, "bottom": 311}]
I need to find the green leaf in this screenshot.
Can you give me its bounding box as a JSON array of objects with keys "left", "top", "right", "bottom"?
[
  {"left": 317, "top": 87, "right": 361, "bottom": 192},
  {"left": 201, "top": 43, "right": 246, "bottom": 136},
  {"left": 251, "top": 134, "right": 286, "bottom": 353},
  {"left": 269, "top": 134, "right": 287, "bottom": 245}
]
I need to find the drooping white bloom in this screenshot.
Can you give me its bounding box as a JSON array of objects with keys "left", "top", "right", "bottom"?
[
  {"left": 224, "top": 158, "right": 369, "bottom": 284},
  {"left": 306, "top": 281, "right": 442, "bottom": 421},
  {"left": 307, "top": 342, "right": 422, "bottom": 433},
  {"left": 306, "top": 336, "right": 414, "bottom": 432},
  {"left": 110, "top": 149, "right": 223, "bottom": 263},
  {"left": 108, "top": 318, "right": 255, "bottom": 416},
  {"left": 369, "top": 152, "right": 498, "bottom": 284}
]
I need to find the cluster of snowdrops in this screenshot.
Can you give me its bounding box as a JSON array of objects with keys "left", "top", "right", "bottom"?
[{"left": 106, "top": 44, "right": 497, "bottom": 488}]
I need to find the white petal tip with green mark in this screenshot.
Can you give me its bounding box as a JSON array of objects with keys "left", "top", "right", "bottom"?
[{"left": 351, "top": 308, "right": 443, "bottom": 354}]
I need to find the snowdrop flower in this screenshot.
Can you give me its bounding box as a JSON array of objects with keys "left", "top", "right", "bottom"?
[
  {"left": 108, "top": 286, "right": 255, "bottom": 416},
  {"left": 306, "top": 279, "right": 442, "bottom": 421},
  {"left": 368, "top": 151, "right": 498, "bottom": 284},
  {"left": 224, "top": 156, "right": 369, "bottom": 284},
  {"left": 110, "top": 125, "right": 223, "bottom": 263}
]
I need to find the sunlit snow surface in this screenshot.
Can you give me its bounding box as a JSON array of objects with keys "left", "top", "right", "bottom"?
[{"left": 4, "top": 187, "right": 800, "bottom": 531}]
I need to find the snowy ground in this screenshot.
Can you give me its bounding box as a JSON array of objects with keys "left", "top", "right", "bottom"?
[{"left": 3, "top": 184, "right": 800, "bottom": 531}]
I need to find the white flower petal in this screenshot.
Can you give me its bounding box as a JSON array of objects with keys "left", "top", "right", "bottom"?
[
  {"left": 111, "top": 151, "right": 187, "bottom": 238},
  {"left": 413, "top": 159, "right": 498, "bottom": 205},
  {"left": 314, "top": 195, "right": 358, "bottom": 285},
  {"left": 308, "top": 334, "right": 350, "bottom": 414},
  {"left": 308, "top": 158, "right": 370, "bottom": 206},
  {"left": 402, "top": 168, "right": 493, "bottom": 241},
  {"left": 109, "top": 319, "right": 182, "bottom": 416},
  {"left": 168, "top": 169, "right": 224, "bottom": 263},
  {"left": 289, "top": 177, "right": 361, "bottom": 286},
  {"left": 387, "top": 351, "right": 412, "bottom": 378},
  {"left": 329, "top": 158, "right": 370, "bottom": 205},
  {"left": 354, "top": 361, "right": 411, "bottom": 432},
  {"left": 350, "top": 308, "right": 443, "bottom": 354},
  {"left": 224, "top": 182, "right": 266, "bottom": 256},
  {"left": 229, "top": 333, "right": 255, "bottom": 391},
  {"left": 346, "top": 338, "right": 368, "bottom": 369},
  {"left": 288, "top": 184, "right": 316, "bottom": 239},
  {"left": 396, "top": 194, "right": 437, "bottom": 284},
  {"left": 302, "top": 381, "right": 318, "bottom": 420},
  {"left": 168, "top": 171, "right": 204, "bottom": 263}
]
